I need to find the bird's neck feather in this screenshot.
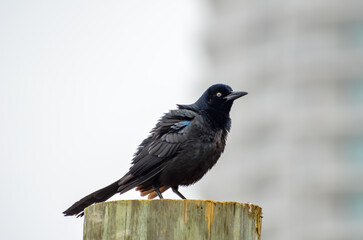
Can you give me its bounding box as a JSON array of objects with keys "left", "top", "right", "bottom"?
[
  {"left": 177, "top": 103, "right": 232, "bottom": 131},
  {"left": 203, "top": 108, "right": 231, "bottom": 131}
]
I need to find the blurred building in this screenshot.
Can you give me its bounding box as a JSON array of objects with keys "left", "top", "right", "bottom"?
[{"left": 199, "top": 1, "right": 363, "bottom": 240}]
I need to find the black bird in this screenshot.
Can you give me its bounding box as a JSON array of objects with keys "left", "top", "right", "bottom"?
[{"left": 63, "top": 84, "right": 247, "bottom": 217}]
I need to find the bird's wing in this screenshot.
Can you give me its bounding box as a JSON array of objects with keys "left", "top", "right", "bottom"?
[{"left": 129, "top": 109, "right": 197, "bottom": 177}]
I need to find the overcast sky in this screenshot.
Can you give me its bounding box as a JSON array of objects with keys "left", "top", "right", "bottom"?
[{"left": 0, "top": 1, "right": 208, "bottom": 239}]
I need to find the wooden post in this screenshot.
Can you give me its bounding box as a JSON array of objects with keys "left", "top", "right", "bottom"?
[{"left": 84, "top": 199, "right": 262, "bottom": 240}]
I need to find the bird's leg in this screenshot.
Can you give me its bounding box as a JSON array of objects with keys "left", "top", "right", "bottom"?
[
  {"left": 172, "top": 186, "right": 186, "bottom": 199},
  {"left": 153, "top": 185, "right": 164, "bottom": 199}
]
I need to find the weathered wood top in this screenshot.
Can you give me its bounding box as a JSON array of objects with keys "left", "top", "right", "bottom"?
[{"left": 84, "top": 199, "right": 262, "bottom": 240}]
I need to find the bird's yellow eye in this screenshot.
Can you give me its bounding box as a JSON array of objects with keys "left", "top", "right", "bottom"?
[{"left": 216, "top": 92, "right": 222, "bottom": 97}]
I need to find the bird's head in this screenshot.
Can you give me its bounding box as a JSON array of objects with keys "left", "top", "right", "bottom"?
[{"left": 194, "top": 84, "right": 248, "bottom": 114}]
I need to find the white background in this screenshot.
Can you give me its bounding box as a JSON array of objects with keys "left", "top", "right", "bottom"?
[{"left": 0, "top": 1, "right": 208, "bottom": 239}]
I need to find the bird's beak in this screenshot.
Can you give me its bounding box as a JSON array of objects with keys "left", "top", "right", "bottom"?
[{"left": 224, "top": 91, "right": 248, "bottom": 102}]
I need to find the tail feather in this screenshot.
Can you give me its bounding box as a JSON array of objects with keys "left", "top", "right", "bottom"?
[
  {"left": 63, "top": 171, "right": 160, "bottom": 217},
  {"left": 63, "top": 180, "right": 120, "bottom": 217}
]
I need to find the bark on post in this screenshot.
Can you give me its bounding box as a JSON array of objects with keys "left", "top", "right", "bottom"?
[{"left": 84, "top": 199, "right": 262, "bottom": 240}]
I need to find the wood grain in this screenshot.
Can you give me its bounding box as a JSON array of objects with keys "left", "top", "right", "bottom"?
[{"left": 84, "top": 199, "right": 262, "bottom": 240}]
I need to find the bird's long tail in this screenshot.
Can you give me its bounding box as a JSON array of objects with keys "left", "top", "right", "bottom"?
[{"left": 63, "top": 180, "right": 120, "bottom": 217}]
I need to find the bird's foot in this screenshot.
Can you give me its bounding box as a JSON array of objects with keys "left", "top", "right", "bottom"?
[
  {"left": 172, "top": 186, "right": 186, "bottom": 199},
  {"left": 153, "top": 185, "right": 164, "bottom": 199}
]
